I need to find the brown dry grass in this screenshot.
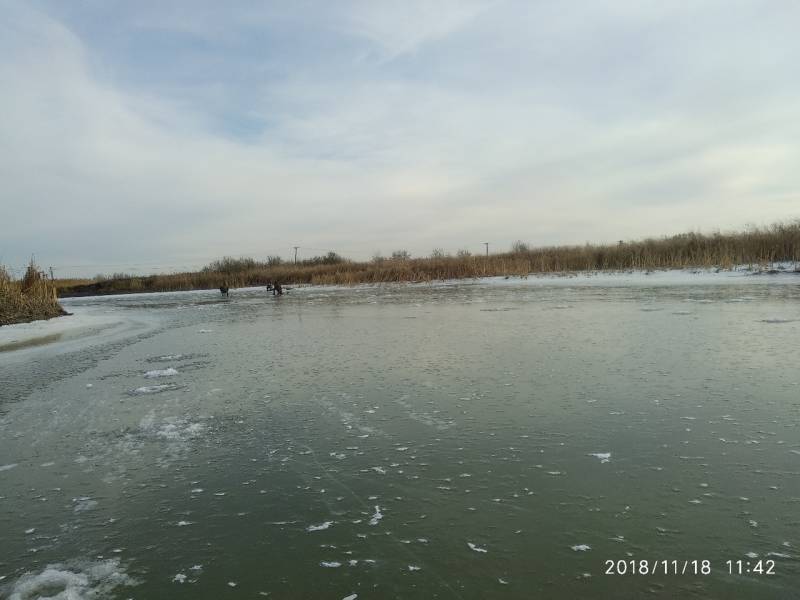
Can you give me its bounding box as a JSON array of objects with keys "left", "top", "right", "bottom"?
[
  {"left": 1, "top": 261, "right": 67, "bottom": 326},
  {"left": 56, "top": 220, "right": 800, "bottom": 296}
]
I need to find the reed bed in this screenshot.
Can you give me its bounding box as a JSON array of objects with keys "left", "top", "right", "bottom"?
[
  {"left": 1, "top": 262, "right": 67, "bottom": 326},
  {"left": 57, "top": 220, "right": 800, "bottom": 296}
]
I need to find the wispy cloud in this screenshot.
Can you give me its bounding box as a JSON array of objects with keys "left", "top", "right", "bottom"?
[{"left": 1, "top": 0, "right": 799, "bottom": 275}]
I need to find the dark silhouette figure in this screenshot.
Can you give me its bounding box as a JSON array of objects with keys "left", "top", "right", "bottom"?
[
  {"left": 220, "top": 284, "right": 229, "bottom": 297},
  {"left": 273, "top": 282, "right": 283, "bottom": 296},
  {"left": 266, "top": 281, "right": 274, "bottom": 291}
]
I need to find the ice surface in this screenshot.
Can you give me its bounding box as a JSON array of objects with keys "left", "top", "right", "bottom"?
[
  {"left": 571, "top": 545, "right": 591, "bottom": 551},
  {"left": 467, "top": 542, "right": 487, "bottom": 553},
  {"left": 589, "top": 452, "right": 611, "bottom": 463},
  {"left": 0, "top": 309, "right": 129, "bottom": 353},
  {"left": 0, "top": 463, "right": 18, "bottom": 472}
]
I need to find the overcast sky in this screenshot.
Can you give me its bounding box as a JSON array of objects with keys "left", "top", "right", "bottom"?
[{"left": 1, "top": 1, "right": 799, "bottom": 277}]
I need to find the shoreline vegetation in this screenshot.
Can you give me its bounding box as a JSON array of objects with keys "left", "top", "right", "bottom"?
[
  {"left": 1, "top": 262, "right": 68, "bottom": 326},
  {"left": 54, "top": 221, "right": 800, "bottom": 298}
]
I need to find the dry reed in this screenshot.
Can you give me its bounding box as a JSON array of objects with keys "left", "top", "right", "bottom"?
[
  {"left": 57, "top": 220, "right": 800, "bottom": 297},
  {"left": 1, "top": 261, "right": 67, "bottom": 326}
]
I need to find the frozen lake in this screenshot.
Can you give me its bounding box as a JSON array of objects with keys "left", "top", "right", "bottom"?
[{"left": 1, "top": 272, "right": 799, "bottom": 599}]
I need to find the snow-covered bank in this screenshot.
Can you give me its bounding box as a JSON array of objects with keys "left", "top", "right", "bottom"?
[{"left": 472, "top": 263, "right": 800, "bottom": 289}]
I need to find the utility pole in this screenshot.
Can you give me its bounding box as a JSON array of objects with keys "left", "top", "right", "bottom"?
[
  {"left": 293, "top": 246, "right": 299, "bottom": 264},
  {"left": 482, "top": 242, "right": 489, "bottom": 257}
]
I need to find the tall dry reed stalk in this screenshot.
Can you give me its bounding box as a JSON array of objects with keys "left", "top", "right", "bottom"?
[{"left": 1, "top": 261, "right": 67, "bottom": 325}]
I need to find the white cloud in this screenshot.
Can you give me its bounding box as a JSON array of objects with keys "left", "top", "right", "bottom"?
[{"left": 1, "top": 1, "right": 799, "bottom": 275}]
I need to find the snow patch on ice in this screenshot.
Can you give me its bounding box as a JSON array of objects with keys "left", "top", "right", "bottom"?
[
  {"left": 73, "top": 497, "right": 98, "bottom": 513},
  {"left": 5, "top": 558, "right": 137, "bottom": 600},
  {"left": 467, "top": 542, "right": 487, "bottom": 553},
  {"left": 571, "top": 544, "right": 591, "bottom": 552},
  {"left": 368, "top": 506, "right": 384, "bottom": 526},
  {"left": 143, "top": 367, "right": 179, "bottom": 379},
  {"left": 130, "top": 384, "right": 175, "bottom": 395},
  {"left": 307, "top": 521, "right": 334, "bottom": 532},
  {"left": 155, "top": 421, "right": 204, "bottom": 442},
  {"left": 589, "top": 452, "right": 611, "bottom": 463}
]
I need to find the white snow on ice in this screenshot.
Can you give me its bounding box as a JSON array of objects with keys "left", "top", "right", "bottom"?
[
  {"left": 368, "top": 506, "right": 384, "bottom": 526},
  {"left": 589, "top": 452, "right": 611, "bottom": 463},
  {"left": 143, "top": 367, "right": 179, "bottom": 379},
  {"left": 5, "top": 559, "right": 137, "bottom": 600}
]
